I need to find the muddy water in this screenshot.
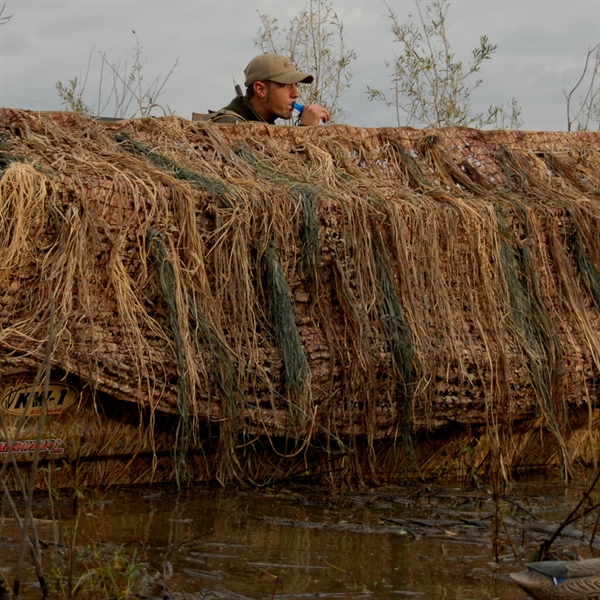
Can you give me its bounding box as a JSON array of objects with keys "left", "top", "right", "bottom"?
[{"left": 2, "top": 477, "right": 598, "bottom": 599}]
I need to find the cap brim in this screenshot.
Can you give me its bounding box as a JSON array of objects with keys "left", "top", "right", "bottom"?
[{"left": 270, "top": 72, "right": 314, "bottom": 85}]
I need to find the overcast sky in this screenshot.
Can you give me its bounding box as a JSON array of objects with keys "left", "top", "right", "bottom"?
[{"left": 0, "top": 0, "right": 598, "bottom": 130}]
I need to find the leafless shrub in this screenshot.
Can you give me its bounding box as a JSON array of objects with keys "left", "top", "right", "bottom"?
[
  {"left": 565, "top": 43, "right": 600, "bottom": 131},
  {"left": 55, "top": 33, "right": 178, "bottom": 119}
]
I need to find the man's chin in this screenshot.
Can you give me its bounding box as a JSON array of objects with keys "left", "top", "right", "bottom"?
[{"left": 277, "top": 110, "right": 294, "bottom": 120}]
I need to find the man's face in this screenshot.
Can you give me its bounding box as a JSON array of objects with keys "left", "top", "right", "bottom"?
[{"left": 263, "top": 81, "right": 301, "bottom": 120}]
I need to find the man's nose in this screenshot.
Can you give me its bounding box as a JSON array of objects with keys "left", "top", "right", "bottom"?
[{"left": 290, "top": 85, "right": 300, "bottom": 98}]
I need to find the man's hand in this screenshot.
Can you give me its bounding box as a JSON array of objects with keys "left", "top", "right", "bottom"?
[{"left": 300, "top": 104, "right": 330, "bottom": 126}]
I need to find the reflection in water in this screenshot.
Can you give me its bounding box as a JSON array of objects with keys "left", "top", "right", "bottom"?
[{"left": 1, "top": 478, "right": 595, "bottom": 599}]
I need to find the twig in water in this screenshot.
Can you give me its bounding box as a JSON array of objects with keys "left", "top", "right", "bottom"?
[
  {"left": 498, "top": 495, "right": 537, "bottom": 519},
  {"left": 590, "top": 505, "right": 600, "bottom": 549},
  {"left": 535, "top": 466, "right": 600, "bottom": 560},
  {"left": 257, "top": 567, "right": 280, "bottom": 600},
  {"left": 321, "top": 558, "right": 366, "bottom": 587},
  {"left": 501, "top": 516, "right": 519, "bottom": 560},
  {"left": 12, "top": 292, "right": 57, "bottom": 596}
]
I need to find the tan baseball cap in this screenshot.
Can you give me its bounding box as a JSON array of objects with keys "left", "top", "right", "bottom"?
[{"left": 244, "top": 53, "right": 314, "bottom": 87}]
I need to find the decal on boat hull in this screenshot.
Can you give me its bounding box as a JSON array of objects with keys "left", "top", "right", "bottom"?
[{"left": 0, "top": 376, "right": 78, "bottom": 417}]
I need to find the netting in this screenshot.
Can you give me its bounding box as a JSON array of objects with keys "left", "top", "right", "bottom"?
[{"left": 2, "top": 108, "right": 600, "bottom": 483}]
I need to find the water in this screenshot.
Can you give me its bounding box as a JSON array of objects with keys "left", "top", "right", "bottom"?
[{"left": 1, "top": 478, "right": 596, "bottom": 599}]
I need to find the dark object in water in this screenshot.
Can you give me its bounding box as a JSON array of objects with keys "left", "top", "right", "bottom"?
[{"left": 510, "top": 558, "right": 600, "bottom": 599}]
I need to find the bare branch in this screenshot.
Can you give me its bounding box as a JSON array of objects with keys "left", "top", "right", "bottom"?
[
  {"left": 0, "top": 2, "right": 13, "bottom": 25},
  {"left": 565, "top": 43, "right": 600, "bottom": 131}
]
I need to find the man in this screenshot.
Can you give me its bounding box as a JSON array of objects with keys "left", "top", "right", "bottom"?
[{"left": 208, "top": 53, "right": 330, "bottom": 126}]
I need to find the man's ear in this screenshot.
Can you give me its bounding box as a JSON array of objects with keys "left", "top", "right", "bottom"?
[{"left": 254, "top": 81, "right": 267, "bottom": 100}]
